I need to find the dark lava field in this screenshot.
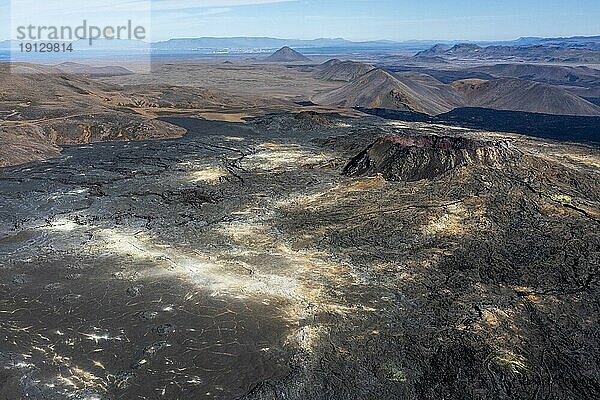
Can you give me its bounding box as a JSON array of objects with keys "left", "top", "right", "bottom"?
[{"left": 1, "top": 114, "right": 599, "bottom": 399}]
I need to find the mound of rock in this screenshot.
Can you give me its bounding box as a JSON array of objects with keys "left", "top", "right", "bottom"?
[
  {"left": 293, "top": 111, "right": 337, "bottom": 127},
  {"left": 344, "top": 134, "right": 510, "bottom": 181}
]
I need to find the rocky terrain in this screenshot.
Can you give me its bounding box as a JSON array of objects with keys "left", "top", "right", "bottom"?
[
  {"left": 344, "top": 134, "right": 511, "bottom": 181},
  {"left": 1, "top": 45, "right": 600, "bottom": 399},
  {"left": 1, "top": 112, "right": 599, "bottom": 400},
  {"left": 3, "top": 57, "right": 599, "bottom": 168},
  {"left": 0, "top": 63, "right": 302, "bottom": 167}
]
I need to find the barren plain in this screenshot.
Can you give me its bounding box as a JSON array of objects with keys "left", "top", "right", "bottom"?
[{"left": 1, "top": 47, "right": 600, "bottom": 399}]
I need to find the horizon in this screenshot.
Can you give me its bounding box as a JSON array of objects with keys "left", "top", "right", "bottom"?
[
  {"left": 1, "top": 33, "right": 598, "bottom": 46},
  {"left": 149, "top": 33, "right": 600, "bottom": 44},
  {"left": 1, "top": 0, "right": 599, "bottom": 42}
]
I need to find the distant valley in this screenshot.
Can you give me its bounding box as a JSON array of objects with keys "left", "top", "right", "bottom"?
[{"left": 2, "top": 41, "right": 600, "bottom": 166}]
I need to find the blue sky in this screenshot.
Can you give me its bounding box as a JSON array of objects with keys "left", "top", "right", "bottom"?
[{"left": 1, "top": 0, "right": 599, "bottom": 42}]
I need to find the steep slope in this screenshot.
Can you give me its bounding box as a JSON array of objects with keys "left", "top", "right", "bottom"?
[
  {"left": 394, "top": 72, "right": 466, "bottom": 111},
  {"left": 452, "top": 78, "right": 600, "bottom": 116},
  {"left": 265, "top": 46, "right": 311, "bottom": 62},
  {"left": 315, "top": 60, "right": 374, "bottom": 82},
  {"left": 313, "top": 69, "right": 464, "bottom": 115}
]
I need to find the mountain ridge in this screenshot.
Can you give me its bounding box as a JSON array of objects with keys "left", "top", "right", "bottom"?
[
  {"left": 314, "top": 68, "right": 600, "bottom": 117},
  {"left": 313, "top": 68, "right": 465, "bottom": 115}
]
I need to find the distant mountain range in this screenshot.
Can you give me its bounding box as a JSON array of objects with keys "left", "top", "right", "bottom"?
[
  {"left": 151, "top": 37, "right": 399, "bottom": 51},
  {"left": 150, "top": 35, "right": 600, "bottom": 52},
  {"left": 415, "top": 41, "right": 600, "bottom": 63},
  {"left": 518, "top": 36, "right": 600, "bottom": 50},
  {"left": 2, "top": 35, "right": 598, "bottom": 53}
]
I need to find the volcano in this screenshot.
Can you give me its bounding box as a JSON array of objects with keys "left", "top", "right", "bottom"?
[
  {"left": 265, "top": 46, "right": 311, "bottom": 62},
  {"left": 313, "top": 69, "right": 465, "bottom": 115},
  {"left": 344, "top": 134, "right": 510, "bottom": 182}
]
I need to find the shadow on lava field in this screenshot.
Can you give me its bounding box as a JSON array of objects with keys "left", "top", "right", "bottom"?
[{"left": 1, "top": 116, "right": 599, "bottom": 399}]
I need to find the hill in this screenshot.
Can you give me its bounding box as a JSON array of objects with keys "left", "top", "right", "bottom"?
[
  {"left": 0, "top": 63, "right": 258, "bottom": 166},
  {"left": 315, "top": 60, "right": 374, "bottom": 81},
  {"left": 451, "top": 78, "right": 600, "bottom": 116},
  {"left": 264, "top": 46, "right": 311, "bottom": 62},
  {"left": 414, "top": 44, "right": 451, "bottom": 57},
  {"left": 393, "top": 71, "right": 466, "bottom": 111},
  {"left": 317, "top": 59, "right": 342, "bottom": 69},
  {"left": 344, "top": 134, "right": 509, "bottom": 182},
  {"left": 467, "top": 64, "right": 600, "bottom": 87},
  {"left": 2, "top": 64, "right": 118, "bottom": 103},
  {"left": 465, "top": 63, "right": 600, "bottom": 98},
  {"left": 313, "top": 65, "right": 600, "bottom": 117},
  {"left": 313, "top": 69, "right": 465, "bottom": 115},
  {"left": 55, "top": 62, "right": 134, "bottom": 77}
]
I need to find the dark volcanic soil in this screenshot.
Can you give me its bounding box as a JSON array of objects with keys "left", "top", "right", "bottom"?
[
  {"left": 358, "top": 107, "right": 600, "bottom": 144},
  {"left": 344, "top": 134, "right": 510, "bottom": 181},
  {"left": 1, "top": 115, "right": 599, "bottom": 399}
]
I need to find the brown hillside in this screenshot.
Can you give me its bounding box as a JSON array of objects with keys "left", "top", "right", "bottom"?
[
  {"left": 313, "top": 69, "right": 465, "bottom": 115},
  {"left": 452, "top": 78, "right": 600, "bottom": 116}
]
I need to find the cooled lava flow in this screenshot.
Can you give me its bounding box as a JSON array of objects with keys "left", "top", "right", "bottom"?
[{"left": 344, "top": 134, "right": 511, "bottom": 182}]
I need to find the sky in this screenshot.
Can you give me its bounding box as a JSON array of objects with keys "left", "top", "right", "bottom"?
[{"left": 0, "top": 0, "right": 599, "bottom": 42}]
